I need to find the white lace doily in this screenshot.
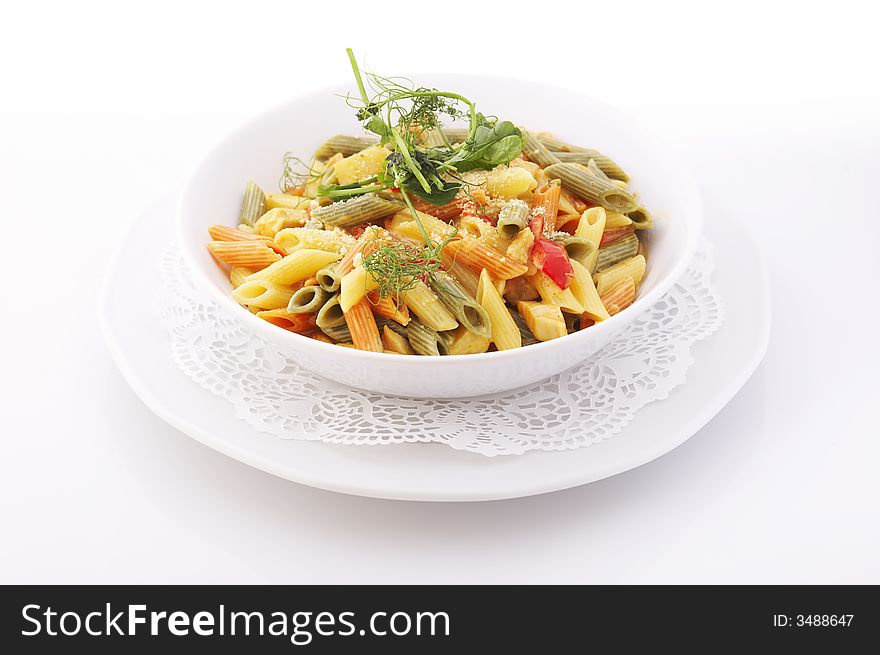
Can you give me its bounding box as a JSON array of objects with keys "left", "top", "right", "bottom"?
[{"left": 157, "top": 241, "right": 724, "bottom": 456}]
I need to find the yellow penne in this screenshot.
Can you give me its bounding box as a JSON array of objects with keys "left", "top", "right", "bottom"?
[
  {"left": 477, "top": 269, "right": 521, "bottom": 350},
  {"left": 594, "top": 255, "right": 647, "bottom": 296},
  {"left": 368, "top": 291, "right": 410, "bottom": 325},
  {"left": 388, "top": 209, "right": 456, "bottom": 241},
  {"left": 343, "top": 298, "right": 383, "bottom": 352},
  {"left": 574, "top": 207, "right": 607, "bottom": 271},
  {"left": 382, "top": 325, "right": 416, "bottom": 354},
  {"left": 532, "top": 271, "right": 585, "bottom": 314},
  {"left": 208, "top": 240, "right": 281, "bottom": 269},
  {"left": 231, "top": 280, "right": 295, "bottom": 310},
  {"left": 245, "top": 249, "right": 341, "bottom": 286},
  {"left": 600, "top": 276, "right": 636, "bottom": 316},
  {"left": 569, "top": 260, "right": 611, "bottom": 322},
  {"left": 446, "top": 324, "right": 491, "bottom": 355},
  {"left": 229, "top": 266, "right": 256, "bottom": 288},
  {"left": 401, "top": 280, "right": 458, "bottom": 331},
  {"left": 604, "top": 211, "right": 633, "bottom": 229},
  {"left": 516, "top": 301, "right": 568, "bottom": 341},
  {"left": 339, "top": 264, "right": 380, "bottom": 312},
  {"left": 274, "top": 227, "right": 356, "bottom": 256},
  {"left": 255, "top": 308, "right": 316, "bottom": 333}
]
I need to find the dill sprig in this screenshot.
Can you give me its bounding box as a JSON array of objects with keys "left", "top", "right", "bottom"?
[
  {"left": 279, "top": 153, "right": 323, "bottom": 193},
  {"left": 362, "top": 237, "right": 450, "bottom": 302}
]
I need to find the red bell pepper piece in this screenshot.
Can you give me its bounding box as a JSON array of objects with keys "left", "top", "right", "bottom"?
[{"left": 532, "top": 238, "right": 573, "bottom": 290}]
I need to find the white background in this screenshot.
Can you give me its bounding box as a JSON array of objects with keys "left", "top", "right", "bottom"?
[{"left": 1, "top": 0, "right": 878, "bottom": 583}]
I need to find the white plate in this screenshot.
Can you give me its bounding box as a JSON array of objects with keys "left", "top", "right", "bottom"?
[{"left": 101, "top": 193, "right": 769, "bottom": 501}]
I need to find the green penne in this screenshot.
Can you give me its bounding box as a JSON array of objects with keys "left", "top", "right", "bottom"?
[
  {"left": 239, "top": 181, "right": 266, "bottom": 226},
  {"left": 406, "top": 319, "right": 451, "bottom": 356},
  {"left": 315, "top": 293, "right": 346, "bottom": 328},
  {"left": 496, "top": 199, "right": 531, "bottom": 240},
  {"left": 544, "top": 163, "right": 637, "bottom": 214},
  {"left": 430, "top": 271, "right": 492, "bottom": 339},
  {"left": 595, "top": 234, "right": 640, "bottom": 272},
  {"left": 510, "top": 309, "right": 539, "bottom": 346},
  {"left": 550, "top": 150, "right": 629, "bottom": 182},
  {"left": 375, "top": 315, "right": 407, "bottom": 338},
  {"left": 522, "top": 132, "right": 561, "bottom": 168},
  {"left": 319, "top": 323, "right": 352, "bottom": 343},
  {"left": 287, "top": 285, "right": 330, "bottom": 314},
  {"left": 311, "top": 195, "right": 405, "bottom": 228},
  {"left": 628, "top": 206, "right": 653, "bottom": 230},
  {"left": 313, "top": 134, "right": 379, "bottom": 160},
  {"left": 316, "top": 264, "right": 342, "bottom": 293},
  {"left": 550, "top": 233, "right": 595, "bottom": 261}
]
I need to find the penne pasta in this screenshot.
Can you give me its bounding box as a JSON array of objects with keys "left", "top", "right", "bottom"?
[
  {"left": 446, "top": 324, "right": 491, "bottom": 355},
  {"left": 531, "top": 181, "right": 562, "bottom": 233},
  {"left": 522, "top": 131, "right": 562, "bottom": 168},
  {"left": 595, "top": 234, "right": 640, "bottom": 272},
  {"left": 594, "top": 255, "right": 647, "bottom": 296},
  {"left": 575, "top": 207, "right": 607, "bottom": 273},
  {"left": 255, "top": 308, "right": 316, "bottom": 332},
  {"left": 367, "top": 291, "right": 410, "bottom": 325},
  {"left": 343, "top": 297, "right": 384, "bottom": 352},
  {"left": 569, "top": 260, "right": 611, "bottom": 322},
  {"left": 287, "top": 285, "right": 330, "bottom": 314},
  {"left": 476, "top": 269, "right": 521, "bottom": 350},
  {"left": 245, "top": 248, "right": 341, "bottom": 286},
  {"left": 253, "top": 208, "right": 309, "bottom": 238},
  {"left": 544, "top": 163, "right": 637, "bottom": 214},
  {"left": 628, "top": 206, "right": 654, "bottom": 230},
  {"left": 430, "top": 271, "right": 492, "bottom": 339},
  {"left": 311, "top": 194, "right": 405, "bottom": 228},
  {"left": 315, "top": 293, "right": 347, "bottom": 329},
  {"left": 510, "top": 308, "right": 539, "bottom": 346},
  {"left": 313, "top": 134, "right": 379, "bottom": 160},
  {"left": 496, "top": 199, "right": 531, "bottom": 239},
  {"left": 229, "top": 266, "right": 256, "bottom": 289},
  {"left": 239, "top": 181, "right": 266, "bottom": 226},
  {"left": 316, "top": 264, "right": 343, "bottom": 293},
  {"left": 443, "top": 238, "right": 528, "bottom": 280},
  {"left": 232, "top": 279, "right": 295, "bottom": 310},
  {"left": 319, "top": 322, "right": 353, "bottom": 343},
  {"left": 208, "top": 240, "right": 281, "bottom": 269},
  {"left": 537, "top": 139, "right": 630, "bottom": 182},
  {"left": 401, "top": 279, "right": 458, "bottom": 332},
  {"left": 532, "top": 271, "right": 585, "bottom": 314},
  {"left": 603, "top": 211, "right": 634, "bottom": 229},
  {"left": 339, "top": 264, "right": 380, "bottom": 312},
  {"left": 405, "top": 320, "right": 451, "bottom": 356},
  {"left": 382, "top": 325, "right": 416, "bottom": 354},
  {"left": 599, "top": 225, "right": 635, "bottom": 247},
  {"left": 335, "top": 225, "right": 385, "bottom": 276},
  {"left": 274, "top": 226, "right": 356, "bottom": 256},
  {"left": 599, "top": 276, "right": 636, "bottom": 316}
]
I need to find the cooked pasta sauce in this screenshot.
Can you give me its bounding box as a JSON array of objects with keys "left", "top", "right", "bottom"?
[{"left": 206, "top": 50, "right": 653, "bottom": 355}]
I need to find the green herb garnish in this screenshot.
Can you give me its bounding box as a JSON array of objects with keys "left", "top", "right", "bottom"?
[{"left": 318, "top": 50, "right": 525, "bottom": 300}]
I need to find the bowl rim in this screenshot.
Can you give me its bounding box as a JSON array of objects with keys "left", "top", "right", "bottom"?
[{"left": 177, "top": 74, "right": 703, "bottom": 365}]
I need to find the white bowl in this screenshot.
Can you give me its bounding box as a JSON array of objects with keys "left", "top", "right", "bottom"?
[{"left": 178, "top": 75, "right": 703, "bottom": 398}]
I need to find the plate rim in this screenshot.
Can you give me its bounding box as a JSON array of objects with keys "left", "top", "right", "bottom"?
[{"left": 100, "top": 192, "right": 770, "bottom": 502}]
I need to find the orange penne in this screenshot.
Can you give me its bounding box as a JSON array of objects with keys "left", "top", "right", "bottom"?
[
  {"left": 336, "top": 225, "right": 385, "bottom": 276},
  {"left": 561, "top": 188, "right": 590, "bottom": 214},
  {"left": 209, "top": 224, "right": 286, "bottom": 255},
  {"left": 255, "top": 309, "right": 316, "bottom": 333},
  {"left": 343, "top": 298, "right": 384, "bottom": 352},
  {"left": 367, "top": 291, "right": 410, "bottom": 325},
  {"left": 443, "top": 238, "right": 528, "bottom": 280},
  {"left": 531, "top": 181, "right": 561, "bottom": 232},
  {"left": 208, "top": 240, "right": 281, "bottom": 269},
  {"left": 599, "top": 276, "right": 636, "bottom": 316},
  {"left": 600, "top": 225, "right": 635, "bottom": 247}
]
